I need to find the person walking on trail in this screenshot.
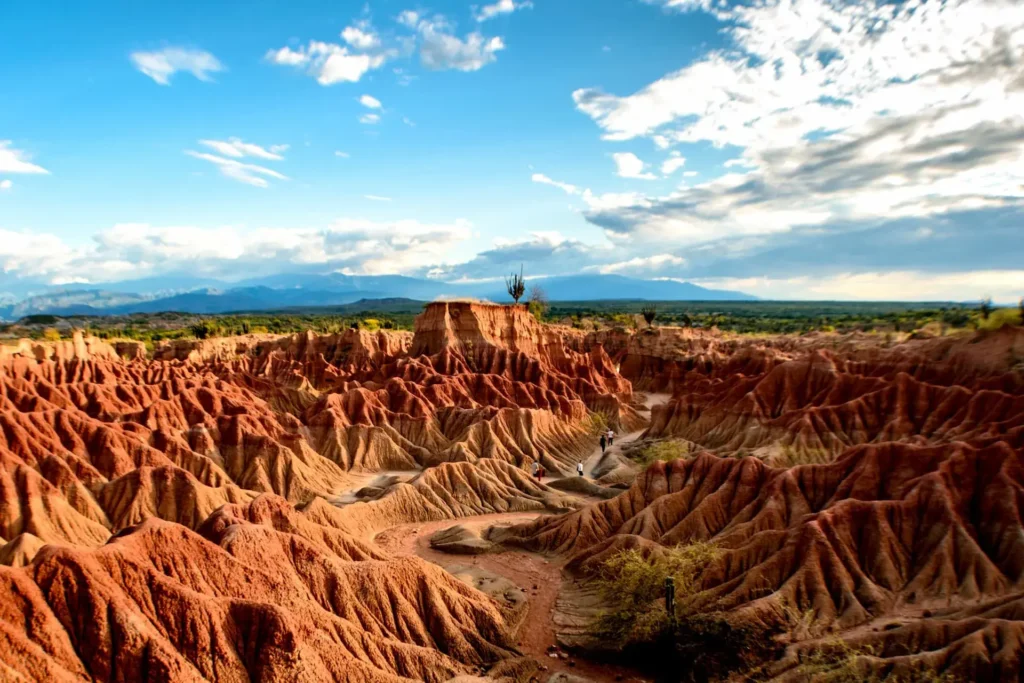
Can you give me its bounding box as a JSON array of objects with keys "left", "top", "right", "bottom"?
[
  {"left": 577, "top": 461, "right": 584, "bottom": 477},
  {"left": 599, "top": 434, "right": 607, "bottom": 453},
  {"left": 607, "top": 429, "right": 615, "bottom": 446},
  {"left": 531, "top": 461, "right": 539, "bottom": 479}
]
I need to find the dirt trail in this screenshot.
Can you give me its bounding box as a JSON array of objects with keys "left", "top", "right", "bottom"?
[
  {"left": 579, "top": 392, "right": 670, "bottom": 478},
  {"left": 372, "top": 397, "right": 669, "bottom": 682},
  {"left": 375, "top": 513, "right": 648, "bottom": 683}
]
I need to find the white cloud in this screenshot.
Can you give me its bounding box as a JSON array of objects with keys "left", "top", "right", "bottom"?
[
  {"left": 342, "top": 24, "right": 380, "bottom": 50},
  {"left": 397, "top": 11, "right": 421, "bottom": 29},
  {"left": 359, "top": 113, "right": 381, "bottom": 124},
  {"left": 661, "top": 151, "right": 686, "bottom": 176},
  {"left": 402, "top": 116, "right": 416, "bottom": 127},
  {"left": 0, "top": 180, "right": 11, "bottom": 191},
  {"left": 364, "top": 194, "right": 392, "bottom": 201},
  {"left": 185, "top": 151, "right": 287, "bottom": 188},
  {"left": 0, "top": 218, "right": 474, "bottom": 283},
  {"left": 474, "top": 0, "right": 533, "bottom": 22},
  {"left": 265, "top": 41, "right": 388, "bottom": 84},
  {"left": 591, "top": 253, "right": 687, "bottom": 275},
  {"left": 334, "top": 151, "right": 350, "bottom": 158},
  {"left": 0, "top": 141, "right": 50, "bottom": 174},
  {"left": 531, "top": 173, "right": 580, "bottom": 195},
  {"left": 692, "top": 271, "right": 1024, "bottom": 303},
  {"left": 198, "top": 138, "right": 286, "bottom": 160},
  {"left": 682, "top": 171, "right": 698, "bottom": 177},
  {"left": 359, "top": 94, "right": 382, "bottom": 109},
  {"left": 642, "top": 0, "right": 713, "bottom": 11},
  {"left": 130, "top": 47, "right": 223, "bottom": 85},
  {"left": 404, "top": 13, "right": 505, "bottom": 71},
  {"left": 572, "top": 0, "right": 1024, "bottom": 247},
  {"left": 613, "top": 152, "right": 657, "bottom": 180}
]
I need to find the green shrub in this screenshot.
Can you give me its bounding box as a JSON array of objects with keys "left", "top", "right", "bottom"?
[
  {"left": 592, "top": 544, "right": 778, "bottom": 680},
  {"left": 632, "top": 439, "right": 691, "bottom": 467},
  {"left": 587, "top": 411, "right": 608, "bottom": 435}
]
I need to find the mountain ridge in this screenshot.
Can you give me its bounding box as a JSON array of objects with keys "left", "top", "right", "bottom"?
[{"left": 0, "top": 273, "right": 755, "bottom": 319}]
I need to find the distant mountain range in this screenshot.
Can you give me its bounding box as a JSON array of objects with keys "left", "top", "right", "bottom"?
[{"left": 0, "top": 273, "right": 755, "bottom": 320}]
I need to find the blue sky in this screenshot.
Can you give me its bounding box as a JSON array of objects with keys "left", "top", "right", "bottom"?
[{"left": 1, "top": 0, "right": 1022, "bottom": 301}]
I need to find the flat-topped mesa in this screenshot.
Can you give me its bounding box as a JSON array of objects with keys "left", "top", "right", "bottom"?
[
  {"left": 411, "top": 300, "right": 553, "bottom": 357},
  {"left": 409, "top": 300, "right": 639, "bottom": 421}
]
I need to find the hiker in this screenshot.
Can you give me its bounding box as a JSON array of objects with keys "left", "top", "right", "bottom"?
[
  {"left": 599, "top": 434, "right": 607, "bottom": 453},
  {"left": 576, "top": 462, "right": 584, "bottom": 477},
  {"left": 537, "top": 465, "right": 546, "bottom": 481},
  {"left": 531, "top": 461, "right": 539, "bottom": 478},
  {"left": 607, "top": 428, "right": 615, "bottom": 446}
]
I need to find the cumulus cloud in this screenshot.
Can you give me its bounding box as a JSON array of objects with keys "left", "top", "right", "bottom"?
[
  {"left": 0, "top": 218, "right": 474, "bottom": 283},
  {"left": 612, "top": 152, "right": 657, "bottom": 180},
  {"left": 341, "top": 23, "right": 381, "bottom": 50},
  {"left": 359, "top": 94, "right": 382, "bottom": 109},
  {"left": 660, "top": 151, "right": 686, "bottom": 176},
  {"left": 359, "top": 113, "right": 381, "bottom": 124},
  {"left": 474, "top": 0, "right": 533, "bottom": 22},
  {"left": 0, "top": 180, "right": 12, "bottom": 191},
  {"left": 571, "top": 0, "right": 1024, "bottom": 251},
  {"left": 403, "top": 13, "right": 505, "bottom": 71},
  {"left": 265, "top": 41, "right": 388, "bottom": 84},
  {"left": 531, "top": 173, "right": 580, "bottom": 195},
  {"left": 0, "top": 141, "right": 50, "bottom": 175},
  {"left": 130, "top": 47, "right": 223, "bottom": 85}
]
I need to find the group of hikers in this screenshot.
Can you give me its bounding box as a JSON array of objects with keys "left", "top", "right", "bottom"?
[{"left": 532, "top": 428, "right": 616, "bottom": 482}]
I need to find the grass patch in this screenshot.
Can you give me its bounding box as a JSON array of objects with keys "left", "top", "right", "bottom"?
[
  {"left": 785, "top": 640, "right": 963, "bottom": 683},
  {"left": 630, "top": 439, "right": 692, "bottom": 467},
  {"left": 772, "top": 444, "right": 833, "bottom": 468},
  {"left": 591, "top": 544, "right": 780, "bottom": 681}
]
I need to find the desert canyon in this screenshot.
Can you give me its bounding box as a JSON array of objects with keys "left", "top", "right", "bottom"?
[{"left": 1, "top": 300, "right": 1022, "bottom": 682}]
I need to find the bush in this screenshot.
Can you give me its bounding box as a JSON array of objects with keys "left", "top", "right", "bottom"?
[
  {"left": 632, "top": 439, "right": 691, "bottom": 467},
  {"left": 592, "top": 544, "right": 779, "bottom": 681},
  {"left": 42, "top": 327, "right": 63, "bottom": 342},
  {"left": 190, "top": 322, "right": 217, "bottom": 339},
  {"left": 976, "top": 307, "right": 1021, "bottom": 331},
  {"left": 587, "top": 411, "right": 609, "bottom": 435}
]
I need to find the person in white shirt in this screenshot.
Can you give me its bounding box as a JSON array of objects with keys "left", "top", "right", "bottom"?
[
  {"left": 606, "top": 429, "right": 615, "bottom": 446},
  {"left": 577, "top": 462, "right": 584, "bottom": 477}
]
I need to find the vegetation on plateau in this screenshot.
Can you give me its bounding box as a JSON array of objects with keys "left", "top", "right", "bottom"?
[{"left": 3, "top": 295, "right": 1020, "bottom": 346}]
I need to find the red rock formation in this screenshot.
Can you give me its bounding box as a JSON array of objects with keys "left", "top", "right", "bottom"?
[
  {"left": 0, "top": 306, "right": 642, "bottom": 679},
  {"left": 641, "top": 326, "right": 1024, "bottom": 464},
  {"left": 497, "top": 438, "right": 1024, "bottom": 680}
]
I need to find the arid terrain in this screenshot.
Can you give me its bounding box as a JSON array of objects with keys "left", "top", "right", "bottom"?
[{"left": 1, "top": 301, "right": 1022, "bottom": 682}]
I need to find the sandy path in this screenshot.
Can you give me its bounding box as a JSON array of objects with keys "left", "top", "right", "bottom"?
[
  {"left": 375, "top": 513, "right": 648, "bottom": 683},
  {"left": 365, "top": 396, "right": 672, "bottom": 680},
  {"left": 580, "top": 392, "right": 670, "bottom": 478}
]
